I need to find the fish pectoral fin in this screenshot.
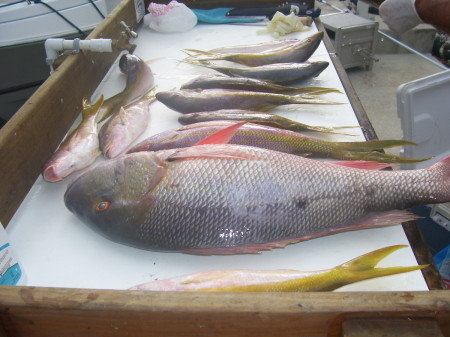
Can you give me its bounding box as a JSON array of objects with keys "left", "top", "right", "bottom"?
[{"left": 167, "top": 145, "right": 262, "bottom": 162}]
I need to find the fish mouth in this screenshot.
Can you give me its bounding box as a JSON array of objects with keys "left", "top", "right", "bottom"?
[
  {"left": 42, "top": 165, "right": 62, "bottom": 182},
  {"left": 64, "top": 177, "right": 81, "bottom": 214}
]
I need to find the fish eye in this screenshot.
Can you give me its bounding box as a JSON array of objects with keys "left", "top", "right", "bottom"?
[{"left": 95, "top": 201, "right": 111, "bottom": 212}]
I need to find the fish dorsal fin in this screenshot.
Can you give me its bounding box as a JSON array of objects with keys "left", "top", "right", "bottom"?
[
  {"left": 330, "top": 161, "right": 395, "bottom": 170},
  {"left": 82, "top": 95, "right": 104, "bottom": 120},
  {"left": 167, "top": 145, "right": 262, "bottom": 162},
  {"left": 195, "top": 121, "right": 247, "bottom": 146}
]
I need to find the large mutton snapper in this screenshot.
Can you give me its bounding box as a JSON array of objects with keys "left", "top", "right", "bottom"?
[{"left": 64, "top": 124, "right": 450, "bottom": 255}]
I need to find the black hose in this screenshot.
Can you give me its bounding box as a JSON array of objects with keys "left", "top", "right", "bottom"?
[{"left": 88, "top": 0, "right": 105, "bottom": 19}]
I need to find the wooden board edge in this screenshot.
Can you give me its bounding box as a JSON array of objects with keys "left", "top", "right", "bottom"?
[
  {"left": 0, "top": 0, "right": 138, "bottom": 226},
  {"left": 0, "top": 287, "right": 449, "bottom": 336}
]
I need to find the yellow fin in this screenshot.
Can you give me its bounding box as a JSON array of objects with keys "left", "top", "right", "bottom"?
[
  {"left": 81, "top": 95, "right": 104, "bottom": 120},
  {"left": 196, "top": 245, "right": 428, "bottom": 292}
]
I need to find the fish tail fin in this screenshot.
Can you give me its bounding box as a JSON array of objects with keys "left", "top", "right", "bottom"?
[
  {"left": 182, "top": 59, "right": 217, "bottom": 71},
  {"left": 82, "top": 95, "right": 104, "bottom": 120},
  {"left": 338, "top": 139, "right": 418, "bottom": 151},
  {"left": 298, "top": 124, "right": 361, "bottom": 135},
  {"left": 331, "top": 245, "right": 428, "bottom": 290},
  {"left": 183, "top": 48, "right": 213, "bottom": 56},
  {"left": 333, "top": 139, "right": 433, "bottom": 163},
  {"left": 336, "top": 150, "right": 432, "bottom": 164},
  {"left": 183, "top": 51, "right": 226, "bottom": 63},
  {"left": 290, "top": 87, "right": 343, "bottom": 95},
  {"left": 290, "top": 95, "right": 344, "bottom": 105}
]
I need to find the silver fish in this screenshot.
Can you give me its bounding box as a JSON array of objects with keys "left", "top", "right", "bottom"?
[
  {"left": 185, "top": 61, "right": 329, "bottom": 84},
  {"left": 42, "top": 96, "right": 104, "bottom": 182},
  {"left": 178, "top": 110, "right": 358, "bottom": 134},
  {"left": 129, "top": 245, "right": 427, "bottom": 291},
  {"left": 127, "top": 121, "right": 424, "bottom": 164},
  {"left": 64, "top": 143, "right": 450, "bottom": 254},
  {"left": 184, "top": 32, "right": 324, "bottom": 66},
  {"left": 155, "top": 89, "right": 337, "bottom": 114},
  {"left": 99, "top": 96, "right": 155, "bottom": 159},
  {"left": 99, "top": 54, "right": 154, "bottom": 122},
  {"left": 179, "top": 74, "right": 341, "bottom": 95},
  {"left": 201, "top": 39, "right": 303, "bottom": 54}
]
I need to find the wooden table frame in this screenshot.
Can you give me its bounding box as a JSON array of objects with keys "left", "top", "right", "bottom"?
[{"left": 0, "top": 1, "right": 448, "bottom": 336}]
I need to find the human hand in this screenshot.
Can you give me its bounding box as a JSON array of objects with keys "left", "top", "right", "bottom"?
[{"left": 379, "top": 0, "right": 423, "bottom": 34}]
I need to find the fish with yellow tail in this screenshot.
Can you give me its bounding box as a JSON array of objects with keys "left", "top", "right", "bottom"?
[
  {"left": 42, "top": 95, "right": 104, "bottom": 182},
  {"left": 129, "top": 245, "right": 428, "bottom": 291},
  {"left": 128, "top": 121, "right": 427, "bottom": 164},
  {"left": 183, "top": 32, "right": 324, "bottom": 66},
  {"left": 65, "top": 123, "right": 450, "bottom": 254},
  {"left": 155, "top": 88, "right": 338, "bottom": 114},
  {"left": 99, "top": 54, "right": 154, "bottom": 122},
  {"left": 184, "top": 60, "right": 329, "bottom": 84}
]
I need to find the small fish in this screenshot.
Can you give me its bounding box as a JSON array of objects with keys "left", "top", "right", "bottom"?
[
  {"left": 184, "top": 32, "right": 324, "bottom": 66},
  {"left": 155, "top": 89, "right": 338, "bottom": 114},
  {"left": 178, "top": 110, "right": 359, "bottom": 135},
  {"left": 206, "top": 39, "right": 301, "bottom": 54},
  {"left": 128, "top": 121, "right": 425, "bottom": 164},
  {"left": 129, "top": 245, "right": 427, "bottom": 291},
  {"left": 99, "top": 93, "right": 156, "bottom": 159},
  {"left": 99, "top": 54, "right": 154, "bottom": 122},
  {"left": 180, "top": 74, "right": 341, "bottom": 95},
  {"left": 185, "top": 60, "right": 329, "bottom": 84},
  {"left": 65, "top": 139, "right": 450, "bottom": 254},
  {"left": 42, "top": 96, "right": 104, "bottom": 182}
]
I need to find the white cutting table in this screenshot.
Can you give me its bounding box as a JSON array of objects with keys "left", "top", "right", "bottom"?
[{"left": 6, "top": 21, "right": 428, "bottom": 291}]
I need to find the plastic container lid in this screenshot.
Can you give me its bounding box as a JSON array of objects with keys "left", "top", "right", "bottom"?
[{"left": 397, "top": 70, "right": 450, "bottom": 169}]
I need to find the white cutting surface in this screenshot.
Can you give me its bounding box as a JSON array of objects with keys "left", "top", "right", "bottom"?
[{"left": 6, "top": 22, "right": 428, "bottom": 291}]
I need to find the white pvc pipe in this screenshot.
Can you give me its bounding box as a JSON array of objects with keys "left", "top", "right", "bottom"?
[{"left": 45, "top": 38, "right": 113, "bottom": 72}]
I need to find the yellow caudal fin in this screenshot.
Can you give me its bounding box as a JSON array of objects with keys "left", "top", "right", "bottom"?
[{"left": 330, "top": 245, "right": 428, "bottom": 290}]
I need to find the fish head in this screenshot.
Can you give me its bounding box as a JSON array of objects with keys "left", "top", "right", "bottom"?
[
  {"left": 120, "top": 54, "right": 155, "bottom": 98},
  {"left": 155, "top": 90, "right": 183, "bottom": 104},
  {"left": 64, "top": 152, "right": 166, "bottom": 244},
  {"left": 119, "top": 54, "right": 140, "bottom": 75},
  {"left": 101, "top": 132, "right": 128, "bottom": 159},
  {"left": 99, "top": 118, "right": 130, "bottom": 159},
  {"left": 43, "top": 150, "right": 85, "bottom": 182}
]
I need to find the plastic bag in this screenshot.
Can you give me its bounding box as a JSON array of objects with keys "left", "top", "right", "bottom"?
[{"left": 144, "top": 1, "right": 197, "bottom": 33}]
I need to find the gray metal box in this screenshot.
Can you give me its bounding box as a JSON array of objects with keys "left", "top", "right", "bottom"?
[{"left": 321, "top": 13, "right": 378, "bottom": 70}]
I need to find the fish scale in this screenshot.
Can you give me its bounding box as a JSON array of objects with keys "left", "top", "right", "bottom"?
[{"left": 65, "top": 145, "right": 450, "bottom": 254}]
